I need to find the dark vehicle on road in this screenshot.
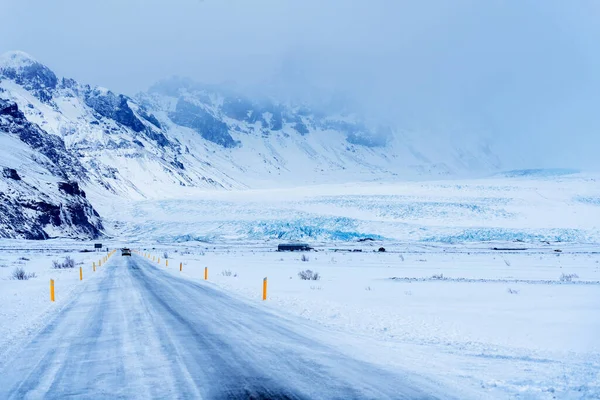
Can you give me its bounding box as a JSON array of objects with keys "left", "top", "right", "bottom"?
[{"left": 121, "top": 248, "right": 132, "bottom": 256}]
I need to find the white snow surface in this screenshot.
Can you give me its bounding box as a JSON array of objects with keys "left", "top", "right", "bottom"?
[
  {"left": 93, "top": 173, "right": 600, "bottom": 244},
  {"left": 0, "top": 240, "right": 598, "bottom": 399},
  {"left": 1, "top": 173, "right": 599, "bottom": 398},
  {"left": 0, "top": 51, "right": 39, "bottom": 71}
]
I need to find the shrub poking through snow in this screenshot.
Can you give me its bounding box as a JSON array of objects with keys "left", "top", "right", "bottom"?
[
  {"left": 507, "top": 288, "right": 520, "bottom": 294},
  {"left": 11, "top": 267, "right": 36, "bottom": 280},
  {"left": 52, "top": 256, "right": 75, "bottom": 269},
  {"left": 163, "top": 252, "right": 169, "bottom": 259},
  {"left": 221, "top": 270, "right": 237, "bottom": 277},
  {"left": 431, "top": 273, "right": 444, "bottom": 280},
  {"left": 301, "top": 254, "right": 309, "bottom": 262},
  {"left": 298, "top": 269, "right": 320, "bottom": 280},
  {"left": 560, "top": 273, "right": 579, "bottom": 282},
  {"left": 504, "top": 259, "right": 511, "bottom": 267}
]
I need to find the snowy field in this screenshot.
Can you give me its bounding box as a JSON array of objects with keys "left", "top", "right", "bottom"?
[
  {"left": 1, "top": 240, "right": 598, "bottom": 398},
  {"left": 1, "top": 173, "right": 599, "bottom": 398},
  {"left": 91, "top": 171, "right": 600, "bottom": 244},
  {"left": 141, "top": 243, "right": 599, "bottom": 399},
  {"left": 0, "top": 242, "right": 112, "bottom": 358}
]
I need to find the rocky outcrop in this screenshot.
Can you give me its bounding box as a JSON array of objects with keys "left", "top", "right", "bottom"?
[
  {"left": 169, "top": 98, "right": 238, "bottom": 148},
  {"left": 0, "top": 51, "right": 57, "bottom": 102},
  {"left": 0, "top": 99, "right": 103, "bottom": 239}
]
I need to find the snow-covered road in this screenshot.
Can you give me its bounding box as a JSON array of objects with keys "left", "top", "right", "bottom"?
[{"left": 0, "top": 254, "right": 448, "bottom": 399}]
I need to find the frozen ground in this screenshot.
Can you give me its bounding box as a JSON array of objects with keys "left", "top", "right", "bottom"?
[
  {"left": 91, "top": 172, "right": 600, "bottom": 244},
  {"left": 0, "top": 243, "right": 110, "bottom": 359},
  {"left": 1, "top": 173, "right": 599, "bottom": 398},
  {"left": 0, "top": 254, "right": 455, "bottom": 399},
  {"left": 1, "top": 240, "right": 598, "bottom": 399},
  {"left": 144, "top": 242, "right": 600, "bottom": 399}
]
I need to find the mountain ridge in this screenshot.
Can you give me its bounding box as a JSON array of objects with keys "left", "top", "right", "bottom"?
[{"left": 0, "top": 50, "right": 501, "bottom": 239}]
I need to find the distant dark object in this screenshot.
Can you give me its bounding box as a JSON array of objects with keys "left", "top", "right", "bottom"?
[
  {"left": 352, "top": 249, "right": 363, "bottom": 252},
  {"left": 554, "top": 249, "right": 563, "bottom": 253},
  {"left": 278, "top": 243, "right": 312, "bottom": 252},
  {"left": 378, "top": 247, "right": 386, "bottom": 252},
  {"left": 80, "top": 249, "right": 92, "bottom": 253},
  {"left": 357, "top": 238, "right": 375, "bottom": 242},
  {"left": 492, "top": 247, "right": 527, "bottom": 251},
  {"left": 121, "top": 248, "right": 131, "bottom": 256},
  {"left": 94, "top": 243, "right": 103, "bottom": 249}
]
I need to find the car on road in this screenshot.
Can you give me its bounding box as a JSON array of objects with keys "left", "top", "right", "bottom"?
[{"left": 121, "top": 248, "right": 131, "bottom": 256}]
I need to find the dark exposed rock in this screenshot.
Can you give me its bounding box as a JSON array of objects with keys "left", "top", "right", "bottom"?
[
  {"left": 0, "top": 99, "right": 103, "bottom": 240},
  {"left": 171, "top": 159, "right": 185, "bottom": 170},
  {"left": 0, "top": 53, "right": 57, "bottom": 102},
  {"left": 222, "top": 96, "right": 265, "bottom": 125},
  {"left": 2, "top": 167, "right": 21, "bottom": 180},
  {"left": 0, "top": 99, "right": 86, "bottom": 180},
  {"left": 142, "top": 127, "right": 170, "bottom": 147},
  {"left": 139, "top": 108, "right": 162, "bottom": 129},
  {"left": 293, "top": 120, "right": 309, "bottom": 135},
  {"left": 169, "top": 98, "right": 238, "bottom": 148},
  {"left": 84, "top": 89, "right": 145, "bottom": 132},
  {"left": 0, "top": 99, "right": 23, "bottom": 119},
  {"left": 58, "top": 181, "right": 86, "bottom": 197}
]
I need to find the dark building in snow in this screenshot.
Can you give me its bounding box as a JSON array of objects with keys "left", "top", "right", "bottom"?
[{"left": 277, "top": 243, "right": 312, "bottom": 252}]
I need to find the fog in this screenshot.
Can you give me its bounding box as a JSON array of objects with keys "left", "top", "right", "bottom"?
[{"left": 2, "top": 0, "right": 599, "bottom": 169}]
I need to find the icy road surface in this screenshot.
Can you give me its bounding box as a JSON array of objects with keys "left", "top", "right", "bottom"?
[{"left": 0, "top": 255, "right": 449, "bottom": 400}]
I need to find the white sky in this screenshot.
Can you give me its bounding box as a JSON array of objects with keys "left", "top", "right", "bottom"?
[{"left": 1, "top": 0, "right": 599, "bottom": 168}]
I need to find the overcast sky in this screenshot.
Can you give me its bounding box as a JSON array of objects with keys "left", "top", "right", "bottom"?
[{"left": 2, "top": 0, "right": 599, "bottom": 168}]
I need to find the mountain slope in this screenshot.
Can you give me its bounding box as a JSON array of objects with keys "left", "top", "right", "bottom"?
[
  {"left": 0, "top": 99, "right": 102, "bottom": 239},
  {"left": 0, "top": 50, "right": 502, "bottom": 239}
]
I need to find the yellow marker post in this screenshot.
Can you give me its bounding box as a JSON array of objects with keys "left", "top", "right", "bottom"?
[
  {"left": 79, "top": 267, "right": 83, "bottom": 281},
  {"left": 204, "top": 267, "right": 208, "bottom": 280},
  {"left": 50, "top": 279, "right": 55, "bottom": 302},
  {"left": 263, "top": 277, "right": 268, "bottom": 301},
  {"left": 93, "top": 262, "right": 96, "bottom": 272},
  {"left": 158, "top": 257, "right": 161, "bottom": 264},
  {"left": 166, "top": 259, "right": 168, "bottom": 267},
  {"left": 180, "top": 262, "right": 182, "bottom": 272}
]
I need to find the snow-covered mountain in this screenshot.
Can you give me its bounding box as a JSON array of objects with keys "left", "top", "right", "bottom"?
[
  {"left": 0, "top": 98, "right": 102, "bottom": 239},
  {"left": 0, "top": 50, "right": 501, "bottom": 239}
]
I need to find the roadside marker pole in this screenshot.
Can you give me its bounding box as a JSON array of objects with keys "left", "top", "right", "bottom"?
[
  {"left": 204, "top": 267, "right": 208, "bottom": 280},
  {"left": 263, "top": 277, "right": 268, "bottom": 301},
  {"left": 180, "top": 262, "right": 182, "bottom": 272},
  {"left": 79, "top": 267, "right": 83, "bottom": 281},
  {"left": 166, "top": 259, "right": 168, "bottom": 267},
  {"left": 93, "top": 262, "right": 96, "bottom": 272},
  {"left": 50, "top": 279, "right": 55, "bottom": 302},
  {"left": 158, "top": 257, "right": 161, "bottom": 264}
]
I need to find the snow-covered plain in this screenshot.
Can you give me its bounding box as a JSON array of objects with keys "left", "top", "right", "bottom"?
[
  {"left": 1, "top": 173, "right": 599, "bottom": 398},
  {"left": 0, "top": 242, "right": 112, "bottom": 358},
  {"left": 133, "top": 243, "right": 597, "bottom": 399},
  {"left": 94, "top": 171, "right": 600, "bottom": 244}
]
